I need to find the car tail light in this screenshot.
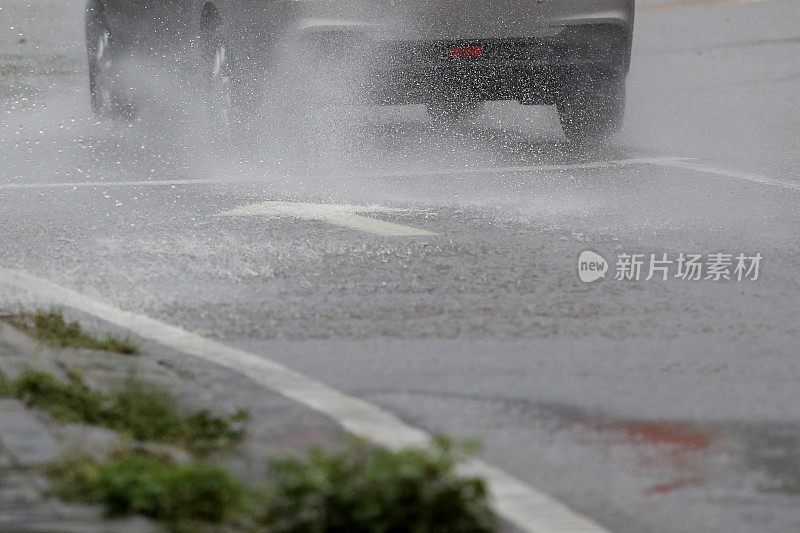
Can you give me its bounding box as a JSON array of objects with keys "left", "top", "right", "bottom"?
[{"left": 450, "top": 46, "right": 485, "bottom": 59}]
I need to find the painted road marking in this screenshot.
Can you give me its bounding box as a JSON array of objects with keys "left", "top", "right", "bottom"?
[
  {"left": 346, "top": 157, "right": 695, "bottom": 179},
  {"left": 0, "top": 179, "right": 220, "bottom": 190},
  {"left": 639, "top": 0, "right": 775, "bottom": 12},
  {"left": 0, "top": 267, "right": 609, "bottom": 533},
  {"left": 216, "top": 201, "right": 438, "bottom": 236},
  {"left": 646, "top": 159, "right": 800, "bottom": 192},
  {"left": 0, "top": 157, "right": 691, "bottom": 190},
  {"left": 3, "top": 156, "right": 797, "bottom": 195}
]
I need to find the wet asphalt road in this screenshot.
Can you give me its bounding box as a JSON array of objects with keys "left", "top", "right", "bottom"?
[{"left": 2, "top": 0, "right": 800, "bottom": 532}]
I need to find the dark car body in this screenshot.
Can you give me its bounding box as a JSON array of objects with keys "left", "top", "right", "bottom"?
[{"left": 86, "top": 0, "right": 634, "bottom": 138}]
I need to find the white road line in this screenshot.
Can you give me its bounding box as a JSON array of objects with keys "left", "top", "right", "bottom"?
[
  {"left": 639, "top": 0, "right": 776, "bottom": 13},
  {"left": 216, "top": 201, "right": 437, "bottom": 236},
  {"left": 357, "top": 157, "right": 694, "bottom": 180},
  {"left": 0, "top": 179, "right": 222, "bottom": 190},
  {"left": 0, "top": 157, "right": 689, "bottom": 191},
  {"left": 0, "top": 267, "right": 609, "bottom": 533},
  {"left": 2, "top": 158, "right": 795, "bottom": 198},
  {"left": 646, "top": 159, "right": 800, "bottom": 192}
]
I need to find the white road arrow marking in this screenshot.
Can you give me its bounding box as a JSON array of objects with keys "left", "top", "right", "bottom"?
[{"left": 216, "top": 201, "right": 437, "bottom": 236}]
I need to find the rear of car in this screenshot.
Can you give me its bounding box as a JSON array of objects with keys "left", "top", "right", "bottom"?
[
  {"left": 293, "top": 0, "right": 633, "bottom": 136},
  {"left": 86, "top": 0, "right": 634, "bottom": 141}
]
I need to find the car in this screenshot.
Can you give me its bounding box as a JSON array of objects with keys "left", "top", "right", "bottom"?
[{"left": 85, "top": 0, "right": 634, "bottom": 141}]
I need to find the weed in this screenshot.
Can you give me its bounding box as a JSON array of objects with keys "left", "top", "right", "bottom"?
[
  {"left": 186, "top": 408, "right": 249, "bottom": 456},
  {"left": 50, "top": 438, "right": 496, "bottom": 532},
  {"left": 0, "top": 370, "right": 107, "bottom": 424},
  {"left": 105, "top": 378, "right": 186, "bottom": 443},
  {"left": 261, "top": 437, "right": 496, "bottom": 533},
  {"left": 0, "top": 370, "right": 247, "bottom": 454},
  {"left": 51, "top": 455, "right": 253, "bottom": 526},
  {"left": 8, "top": 309, "right": 138, "bottom": 355}
]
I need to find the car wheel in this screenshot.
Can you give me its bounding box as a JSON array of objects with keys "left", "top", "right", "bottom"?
[
  {"left": 89, "top": 27, "right": 112, "bottom": 115},
  {"left": 85, "top": 0, "right": 109, "bottom": 116},
  {"left": 199, "top": 11, "right": 271, "bottom": 152},
  {"left": 85, "top": 0, "right": 132, "bottom": 119},
  {"left": 556, "top": 72, "right": 626, "bottom": 141},
  {"left": 201, "top": 21, "right": 236, "bottom": 145}
]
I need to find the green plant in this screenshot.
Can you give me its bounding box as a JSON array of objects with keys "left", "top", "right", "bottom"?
[
  {"left": 51, "top": 455, "right": 253, "bottom": 525},
  {"left": 186, "top": 408, "right": 249, "bottom": 456},
  {"left": 8, "top": 309, "right": 138, "bottom": 354},
  {"left": 261, "top": 437, "right": 496, "bottom": 533},
  {"left": 46, "top": 430, "right": 497, "bottom": 532},
  {"left": 0, "top": 369, "right": 107, "bottom": 424},
  {"left": 0, "top": 371, "right": 247, "bottom": 453},
  {"left": 105, "top": 378, "right": 188, "bottom": 442}
]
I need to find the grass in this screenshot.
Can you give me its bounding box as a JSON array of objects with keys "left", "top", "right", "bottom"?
[
  {"left": 49, "top": 438, "right": 497, "bottom": 532},
  {"left": 8, "top": 309, "right": 139, "bottom": 355},
  {"left": 0, "top": 370, "right": 248, "bottom": 455},
  {"left": 51, "top": 455, "right": 253, "bottom": 527},
  {"left": 261, "top": 437, "right": 496, "bottom": 533}
]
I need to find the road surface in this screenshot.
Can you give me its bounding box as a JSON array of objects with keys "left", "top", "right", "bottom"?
[{"left": 1, "top": 0, "right": 799, "bottom": 531}]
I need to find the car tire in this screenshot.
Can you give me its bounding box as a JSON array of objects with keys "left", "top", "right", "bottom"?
[
  {"left": 199, "top": 10, "right": 269, "bottom": 151},
  {"left": 85, "top": 0, "right": 132, "bottom": 119},
  {"left": 556, "top": 72, "right": 626, "bottom": 141},
  {"left": 200, "top": 15, "right": 240, "bottom": 147}
]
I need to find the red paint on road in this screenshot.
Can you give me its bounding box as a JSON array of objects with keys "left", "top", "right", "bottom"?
[
  {"left": 450, "top": 46, "right": 485, "bottom": 59},
  {"left": 645, "top": 478, "right": 706, "bottom": 495},
  {"left": 597, "top": 420, "right": 711, "bottom": 451}
]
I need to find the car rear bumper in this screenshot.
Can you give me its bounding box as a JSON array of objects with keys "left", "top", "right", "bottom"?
[
  {"left": 289, "top": 0, "right": 634, "bottom": 42},
  {"left": 362, "top": 24, "right": 632, "bottom": 105}
]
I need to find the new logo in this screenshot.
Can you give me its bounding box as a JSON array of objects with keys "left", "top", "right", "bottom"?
[{"left": 578, "top": 250, "right": 608, "bottom": 283}]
